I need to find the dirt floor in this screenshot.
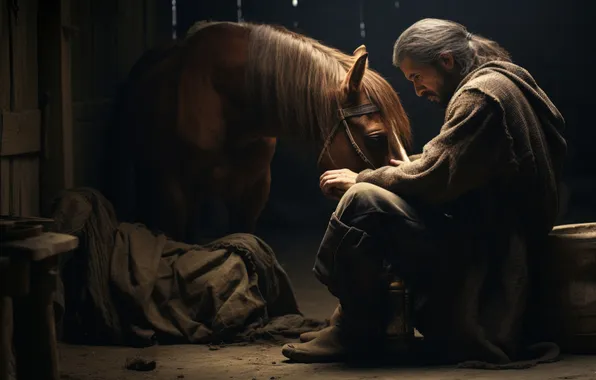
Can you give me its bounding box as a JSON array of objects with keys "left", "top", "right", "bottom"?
[
  {"left": 58, "top": 228, "right": 596, "bottom": 380},
  {"left": 58, "top": 344, "right": 596, "bottom": 380}
]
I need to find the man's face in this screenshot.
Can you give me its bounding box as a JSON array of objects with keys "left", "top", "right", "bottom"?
[{"left": 399, "top": 55, "right": 461, "bottom": 108}]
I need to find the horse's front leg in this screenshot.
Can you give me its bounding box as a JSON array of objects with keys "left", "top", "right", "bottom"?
[
  {"left": 227, "top": 167, "right": 272, "bottom": 234},
  {"left": 224, "top": 137, "right": 276, "bottom": 234}
]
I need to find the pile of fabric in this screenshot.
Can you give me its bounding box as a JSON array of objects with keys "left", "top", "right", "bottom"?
[{"left": 51, "top": 188, "right": 326, "bottom": 347}]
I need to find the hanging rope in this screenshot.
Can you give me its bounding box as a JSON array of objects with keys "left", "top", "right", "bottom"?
[{"left": 359, "top": 0, "right": 366, "bottom": 39}]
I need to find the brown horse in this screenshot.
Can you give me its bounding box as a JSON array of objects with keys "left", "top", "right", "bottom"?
[{"left": 106, "top": 21, "right": 412, "bottom": 242}]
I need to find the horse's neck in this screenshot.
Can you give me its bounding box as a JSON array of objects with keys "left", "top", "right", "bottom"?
[
  {"left": 244, "top": 24, "right": 346, "bottom": 142},
  {"left": 247, "top": 117, "right": 326, "bottom": 142},
  {"left": 269, "top": 111, "right": 330, "bottom": 142},
  {"left": 270, "top": 89, "right": 339, "bottom": 142}
]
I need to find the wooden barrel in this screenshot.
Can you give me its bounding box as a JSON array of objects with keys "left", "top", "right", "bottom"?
[{"left": 539, "top": 223, "right": 596, "bottom": 353}]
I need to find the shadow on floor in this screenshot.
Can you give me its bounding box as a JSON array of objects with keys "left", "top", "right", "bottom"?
[{"left": 255, "top": 226, "right": 337, "bottom": 321}]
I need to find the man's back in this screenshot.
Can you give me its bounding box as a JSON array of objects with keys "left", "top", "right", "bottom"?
[{"left": 450, "top": 61, "right": 567, "bottom": 234}]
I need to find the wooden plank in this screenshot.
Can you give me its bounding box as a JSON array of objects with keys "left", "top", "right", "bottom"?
[
  {"left": 11, "top": 0, "right": 39, "bottom": 111},
  {"left": 66, "top": 0, "right": 169, "bottom": 192},
  {"left": 0, "top": 0, "right": 10, "bottom": 109},
  {"left": 9, "top": 164, "right": 19, "bottom": 217},
  {"left": 69, "top": 0, "right": 115, "bottom": 188},
  {"left": 7, "top": 0, "right": 41, "bottom": 218},
  {"left": 61, "top": 0, "right": 74, "bottom": 190},
  {"left": 13, "top": 256, "right": 61, "bottom": 380},
  {"left": 3, "top": 156, "right": 40, "bottom": 216},
  {"left": 38, "top": 0, "right": 74, "bottom": 216},
  {"left": 11, "top": 157, "right": 39, "bottom": 216},
  {"left": 1, "top": 232, "right": 78, "bottom": 261},
  {"left": 0, "top": 159, "right": 9, "bottom": 214},
  {"left": 69, "top": 0, "right": 154, "bottom": 189},
  {"left": 0, "top": 110, "right": 41, "bottom": 156},
  {"left": 0, "top": 0, "right": 12, "bottom": 216}
]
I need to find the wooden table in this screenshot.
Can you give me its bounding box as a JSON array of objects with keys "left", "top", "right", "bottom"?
[{"left": 0, "top": 228, "right": 78, "bottom": 380}]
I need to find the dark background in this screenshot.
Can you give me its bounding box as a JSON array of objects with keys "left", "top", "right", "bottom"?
[{"left": 176, "top": 0, "right": 596, "bottom": 230}]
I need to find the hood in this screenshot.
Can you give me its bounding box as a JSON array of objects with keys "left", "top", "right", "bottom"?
[{"left": 458, "top": 61, "right": 566, "bottom": 135}]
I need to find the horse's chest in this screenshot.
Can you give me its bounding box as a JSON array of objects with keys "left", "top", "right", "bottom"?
[{"left": 207, "top": 137, "right": 275, "bottom": 197}]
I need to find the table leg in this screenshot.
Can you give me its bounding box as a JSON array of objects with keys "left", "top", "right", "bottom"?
[
  {"left": 0, "top": 296, "right": 14, "bottom": 380},
  {"left": 13, "top": 257, "right": 59, "bottom": 380}
]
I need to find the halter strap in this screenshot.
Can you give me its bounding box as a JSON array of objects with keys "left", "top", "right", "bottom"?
[
  {"left": 317, "top": 102, "right": 381, "bottom": 169},
  {"left": 342, "top": 118, "right": 377, "bottom": 169},
  {"left": 338, "top": 103, "right": 379, "bottom": 119}
]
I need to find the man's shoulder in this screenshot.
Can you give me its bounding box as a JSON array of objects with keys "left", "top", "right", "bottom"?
[
  {"left": 446, "top": 83, "right": 499, "bottom": 118},
  {"left": 449, "top": 64, "right": 528, "bottom": 114},
  {"left": 456, "top": 62, "right": 533, "bottom": 103}
]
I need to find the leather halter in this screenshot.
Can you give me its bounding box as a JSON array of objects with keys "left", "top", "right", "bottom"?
[{"left": 317, "top": 102, "right": 380, "bottom": 170}]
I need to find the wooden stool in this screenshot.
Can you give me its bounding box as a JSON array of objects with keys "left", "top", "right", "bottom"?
[{"left": 1, "top": 220, "right": 78, "bottom": 380}]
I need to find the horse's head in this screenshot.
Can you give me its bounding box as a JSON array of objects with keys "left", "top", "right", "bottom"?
[{"left": 317, "top": 45, "right": 411, "bottom": 173}]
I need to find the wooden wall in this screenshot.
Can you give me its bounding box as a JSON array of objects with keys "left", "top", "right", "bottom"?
[
  {"left": 0, "top": 0, "right": 41, "bottom": 217},
  {"left": 69, "top": 0, "right": 171, "bottom": 194},
  {"left": 1, "top": 0, "right": 171, "bottom": 217}
]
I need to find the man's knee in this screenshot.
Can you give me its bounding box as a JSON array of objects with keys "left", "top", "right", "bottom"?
[
  {"left": 337, "top": 183, "right": 383, "bottom": 216},
  {"left": 336, "top": 183, "right": 409, "bottom": 222}
]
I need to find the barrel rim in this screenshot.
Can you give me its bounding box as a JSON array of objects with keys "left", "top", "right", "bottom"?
[{"left": 550, "top": 222, "right": 596, "bottom": 238}]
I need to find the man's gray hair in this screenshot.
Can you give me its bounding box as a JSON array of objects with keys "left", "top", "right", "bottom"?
[{"left": 393, "top": 18, "right": 512, "bottom": 75}]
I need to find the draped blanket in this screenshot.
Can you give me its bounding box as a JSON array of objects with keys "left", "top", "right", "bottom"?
[{"left": 51, "top": 188, "right": 326, "bottom": 346}]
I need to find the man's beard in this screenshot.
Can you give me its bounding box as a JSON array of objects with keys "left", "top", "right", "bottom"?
[
  {"left": 428, "top": 66, "right": 460, "bottom": 108},
  {"left": 436, "top": 85, "right": 455, "bottom": 108}
]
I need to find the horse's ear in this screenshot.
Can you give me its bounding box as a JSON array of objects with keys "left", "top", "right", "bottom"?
[
  {"left": 353, "top": 45, "right": 367, "bottom": 57},
  {"left": 342, "top": 52, "right": 368, "bottom": 95}
]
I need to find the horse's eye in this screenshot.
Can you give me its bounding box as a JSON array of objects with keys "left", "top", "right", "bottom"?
[{"left": 366, "top": 134, "right": 388, "bottom": 145}]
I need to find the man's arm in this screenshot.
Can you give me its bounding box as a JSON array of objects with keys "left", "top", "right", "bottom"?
[{"left": 356, "top": 89, "right": 518, "bottom": 204}]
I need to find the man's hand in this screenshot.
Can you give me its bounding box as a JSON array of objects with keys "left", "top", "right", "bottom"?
[
  {"left": 320, "top": 168, "right": 358, "bottom": 200},
  {"left": 389, "top": 159, "right": 403, "bottom": 166}
]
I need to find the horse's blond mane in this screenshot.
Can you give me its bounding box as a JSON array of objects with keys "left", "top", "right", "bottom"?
[{"left": 190, "top": 21, "right": 411, "bottom": 150}]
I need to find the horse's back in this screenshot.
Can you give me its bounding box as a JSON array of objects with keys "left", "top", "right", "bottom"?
[
  {"left": 176, "top": 22, "right": 254, "bottom": 151},
  {"left": 104, "top": 21, "right": 278, "bottom": 239},
  {"left": 111, "top": 20, "right": 255, "bottom": 177}
]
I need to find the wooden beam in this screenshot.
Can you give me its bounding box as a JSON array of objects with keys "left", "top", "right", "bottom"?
[
  {"left": 38, "top": 0, "right": 74, "bottom": 216},
  {"left": 1, "top": 0, "right": 12, "bottom": 216},
  {"left": 60, "top": 0, "right": 74, "bottom": 190}
]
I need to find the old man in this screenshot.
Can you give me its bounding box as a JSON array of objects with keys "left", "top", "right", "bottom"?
[{"left": 282, "top": 18, "right": 567, "bottom": 365}]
